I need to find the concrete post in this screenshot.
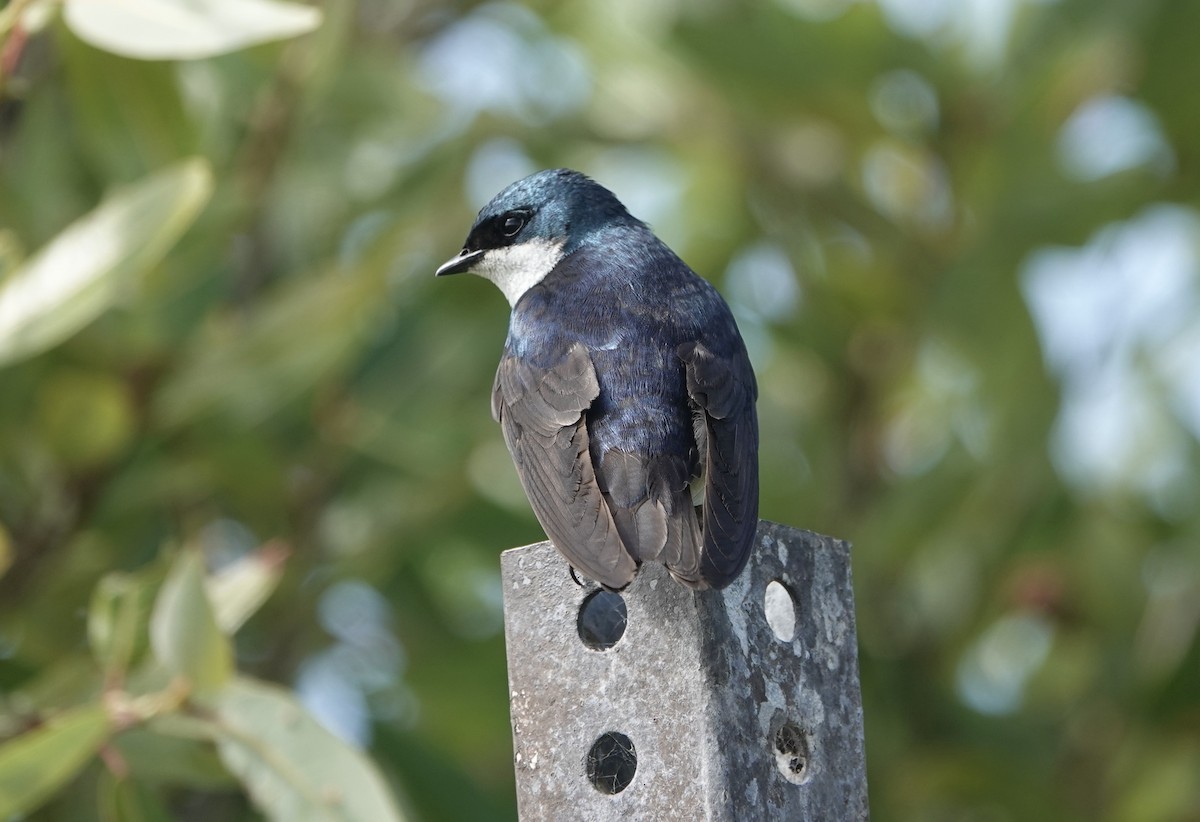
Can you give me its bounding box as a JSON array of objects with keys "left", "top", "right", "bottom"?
[{"left": 500, "top": 520, "right": 868, "bottom": 820}]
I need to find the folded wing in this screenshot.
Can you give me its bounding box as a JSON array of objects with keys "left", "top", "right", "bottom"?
[
  {"left": 678, "top": 341, "right": 759, "bottom": 588},
  {"left": 492, "top": 343, "right": 639, "bottom": 590}
]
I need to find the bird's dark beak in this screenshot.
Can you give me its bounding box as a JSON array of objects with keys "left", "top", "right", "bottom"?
[{"left": 435, "top": 248, "right": 485, "bottom": 277}]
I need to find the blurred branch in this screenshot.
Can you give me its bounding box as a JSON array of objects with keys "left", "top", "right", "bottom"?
[
  {"left": 0, "top": 0, "right": 36, "bottom": 99},
  {"left": 229, "top": 44, "right": 312, "bottom": 302},
  {"left": 0, "top": 0, "right": 37, "bottom": 37}
]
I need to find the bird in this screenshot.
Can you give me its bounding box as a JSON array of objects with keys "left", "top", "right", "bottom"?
[{"left": 436, "top": 168, "right": 758, "bottom": 591}]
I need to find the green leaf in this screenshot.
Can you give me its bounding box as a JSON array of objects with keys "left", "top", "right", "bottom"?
[
  {"left": 112, "top": 727, "right": 236, "bottom": 790},
  {"left": 206, "top": 541, "right": 289, "bottom": 634},
  {"left": 97, "top": 771, "right": 173, "bottom": 822},
  {"left": 89, "top": 565, "right": 164, "bottom": 682},
  {"left": 0, "top": 158, "right": 213, "bottom": 368},
  {"left": 149, "top": 551, "right": 232, "bottom": 694},
  {"left": 201, "top": 677, "right": 407, "bottom": 822},
  {"left": 63, "top": 0, "right": 322, "bottom": 61},
  {"left": 0, "top": 704, "right": 111, "bottom": 819}
]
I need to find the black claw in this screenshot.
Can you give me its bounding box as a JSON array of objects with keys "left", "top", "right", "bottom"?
[{"left": 569, "top": 566, "right": 585, "bottom": 588}]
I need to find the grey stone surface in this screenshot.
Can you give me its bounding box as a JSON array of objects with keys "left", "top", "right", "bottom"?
[{"left": 501, "top": 520, "right": 868, "bottom": 821}]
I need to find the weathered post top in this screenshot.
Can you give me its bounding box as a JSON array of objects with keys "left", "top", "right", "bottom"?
[{"left": 500, "top": 520, "right": 868, "bottom": 821}]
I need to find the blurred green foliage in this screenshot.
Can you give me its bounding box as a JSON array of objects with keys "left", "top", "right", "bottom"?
[{"left": 1, "top": 0, "right": 1199, "bottom": 820}]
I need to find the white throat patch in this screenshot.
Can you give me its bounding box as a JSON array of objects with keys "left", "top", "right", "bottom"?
[{"left": 472, "top": 239, "right": 565, "bottom": 307}]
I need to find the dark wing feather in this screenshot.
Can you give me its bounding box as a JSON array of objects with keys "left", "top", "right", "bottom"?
[
  {"left": 492, "top": 343, "right": 639, "bottom": 590},
  {"left": 678, "top": 341, "right": 759, "bottom": 588},
  {"left": 595, "top": 449, "right": 704, "bottom": 587}
]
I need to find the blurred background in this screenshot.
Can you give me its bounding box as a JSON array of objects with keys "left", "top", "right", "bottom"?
[{"left": 1, "top": 0, "right": 1198, "bottom": 819}]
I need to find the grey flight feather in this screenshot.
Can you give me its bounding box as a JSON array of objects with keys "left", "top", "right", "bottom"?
[
  {"left": 492, "top": 343, "right": 640, "bottom": 589},
  {"left": 596, "top": 442, "right": 704, "bottom": 587}
]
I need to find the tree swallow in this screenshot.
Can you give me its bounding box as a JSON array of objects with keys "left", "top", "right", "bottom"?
[{"left": 437, "top": 169, "right": 758, "bottom": 590}]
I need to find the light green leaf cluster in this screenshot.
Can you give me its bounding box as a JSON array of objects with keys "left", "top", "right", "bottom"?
[{"left": 0, "top": 550, "right": 406, "bottom": 821}]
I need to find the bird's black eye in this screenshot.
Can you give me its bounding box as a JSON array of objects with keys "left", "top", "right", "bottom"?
[{"left": 501, "top": 211, "right": 528, "bottom": 238}]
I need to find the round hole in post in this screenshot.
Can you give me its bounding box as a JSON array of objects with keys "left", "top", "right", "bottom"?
[
  {"left": 586, "top": 731, "right": 637, "bottom": 794},
  {"left": 772, "top": 720, "right": 811, "bottom": 785},
  {"left": 764, "top": 579, "right": 797, "bottom": 642},
  {"left": 577, "top": 590, "right": 627, "bottom": 650}
]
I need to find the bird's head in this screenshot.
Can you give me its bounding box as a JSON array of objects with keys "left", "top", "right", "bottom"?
[{"left": 435, "top": 168, "right": 635, "bottom": 306}]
